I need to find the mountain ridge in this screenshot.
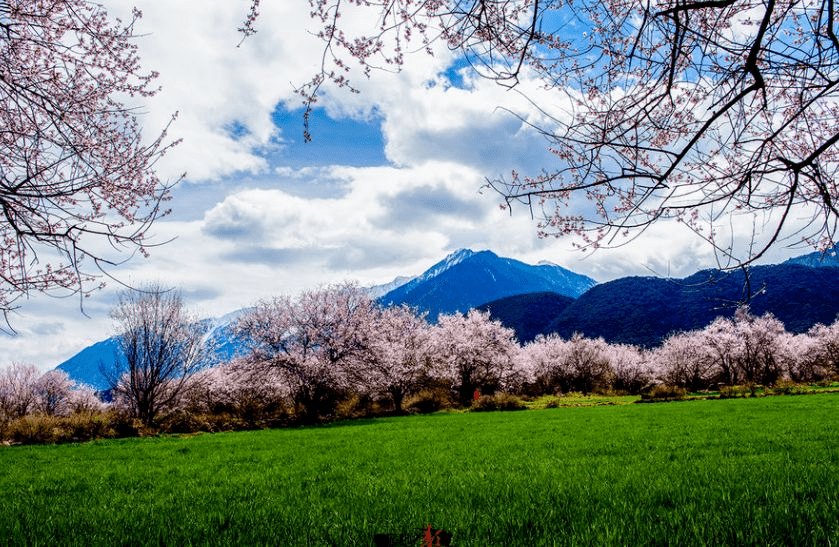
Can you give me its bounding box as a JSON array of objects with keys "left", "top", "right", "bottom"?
[
  {"left": 477, "top": 292, "right": 575, "bottom": 343},
  {"left": 483, "top": 264, "right": 839, "bottom": 347},
  {"left": 783, "top": 245, "right": 839, "bottom": 268},
  {"left": 378, "top": 249, "right": 597, "bottom": 319}
]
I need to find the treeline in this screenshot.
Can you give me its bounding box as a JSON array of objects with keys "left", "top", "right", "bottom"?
[{"left": 2, "top": 283, "right": 839, "bottom": 444}]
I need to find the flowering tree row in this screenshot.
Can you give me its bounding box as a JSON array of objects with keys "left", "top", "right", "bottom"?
[
  {"left": 0, "top": 363, "right": 102, "bottom": 422},
  {"left": 4, "top": 285, "right": 838, "bottom": 428},
  {"left": 654, "top": 308, "right": 839, "bottom": 390},
  {"left": 215, "top": 283, "right": 519, "bottom": 421},
  {"left": 520, "top": 307, "right": 839, "bottom": 396},
  {"left": 182, "top": 284, "right": 839, "bottom": 422}
]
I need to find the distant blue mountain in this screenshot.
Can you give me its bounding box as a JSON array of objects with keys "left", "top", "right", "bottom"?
[
  {"left": 378, "top": 249, "right": 598, "bottom": 320},
  {"left": 477, "top": 292, "right": 576, "bottom": 343},
  {"left": 56, "top": 337, "right": 124, "bottom": 391},
  {"left": 783, "top": 246, "right": 839, "bottom": 268}
]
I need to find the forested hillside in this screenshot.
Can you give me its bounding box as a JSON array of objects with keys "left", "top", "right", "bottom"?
[
  {"left": 548, "top": 264, "right": 839, "bottom": 346},
  {"left": 477, "top": 292, "right": 575, "bottom": 343},
  {"left": 475, "top": 264, "right": 839, "bottom": 347}
]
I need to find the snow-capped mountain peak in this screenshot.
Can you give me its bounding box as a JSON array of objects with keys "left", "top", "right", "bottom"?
[
  {"left": 365, "top": 275, "right": 415, "bottom": 299},
  {"left": 378, "top": 248, "right": 597, "bottom": 320},
  {"left": 417, "top": 248, "right": 479, "bottom": 283}
]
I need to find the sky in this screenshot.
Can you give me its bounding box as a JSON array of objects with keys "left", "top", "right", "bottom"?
[{"left": 4, "top": 1, "right": 807, "bottom": 371}]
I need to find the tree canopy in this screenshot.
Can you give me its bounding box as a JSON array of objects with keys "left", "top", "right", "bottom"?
[
  {"left": 0, "top": 0, "right": 178, "bottom": 316},
  {"left": 246, "top": 0, "right": 839, "bottom": 265}
]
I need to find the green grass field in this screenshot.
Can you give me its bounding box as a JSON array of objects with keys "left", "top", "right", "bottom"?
[{"left": 2, "top": 393, "right": 839, "bottom": 546}]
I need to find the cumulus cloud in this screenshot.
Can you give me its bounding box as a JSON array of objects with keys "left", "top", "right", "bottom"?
[
  {"left": 101, "top": 0, "right": 568, "bottom": 182},
  {"left": 201, "top": 195, "right": 280, "bottom": 240},
  {"left": 373, "top": 185, "right": 488, "bottom": 229},
  {"left": 101, "top": 1, "right": 332, "bottom": 181},
  {"left": 200, "top": 162, "right": 497, "bottom": 269}
]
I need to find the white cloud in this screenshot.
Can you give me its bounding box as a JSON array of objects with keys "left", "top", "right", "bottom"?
[
  {"left": 103, "top": 0, "right": 329, "bottom": 181},
  {"left": 200, "top": 162, "right": 495, "bottom": 266}
]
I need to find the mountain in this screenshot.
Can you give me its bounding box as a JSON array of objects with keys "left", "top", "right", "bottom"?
[
  {"left": 378, "top": 249, "right": 597, "bottom": 320},
  {"left": 476, "top": 292, "right": 575, "bottom": 343},
  {"left": 56, "top": 337, "right": 123, "bottom": 391},
  {"left": 783, "top": 246, "right": 839, "bottom": 268},
  {"left": 56, "top": 248, "right": 839, "bottom": 388},
  {"left": 542, "top": 264, "right": 839, "bottom": 347},
  {"left": 365, "top": 276, "right": 414, "bottom": 299}
]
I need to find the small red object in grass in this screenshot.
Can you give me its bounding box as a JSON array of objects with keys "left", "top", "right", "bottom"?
[{"left": 423, "top": 524, "right": 452, "bottom": 546}]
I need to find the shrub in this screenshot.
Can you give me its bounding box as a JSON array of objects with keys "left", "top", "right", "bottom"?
[
  {"left": 593, "top": 387, "right": 630, "bottom": 397},
  {"left": 745, "top": 382, "right": 764, "bottom": 396},
  {"left": 108, "top": 412, "right": 145, "bottom": 438},
  {"left": 0, "top": 411, "right": 120, "bottom": 444},
  {"left": 494, "top": 393, "right": 527, "bottom": 411},
  {"left": 404, "top": 389, "right": 451, "bottom": 414},
  {"left": 719, "top": 383, "right": 764, "bottom": 398},
  {"left": 335, "top": 394, "right": 389, "bottom": 420},
  {"left": 471, "top": 393, "right": 527, "bottom": 412},
  {"left": 769, "top": 379, "right": 799, "bottom": 395},
  {"left": 189, "top": 412, "right": 236, "bottom": 432},
  {"left": 543, "top": 398, "right": 561, "bottom": 409},
  {"left": 63, "top": 411, "right": 118, "bottom": 441},
  {"left": 718, "top": 385, "right": 737, "bottom": 398},
  {"left": 470, "top": 395, "right": 498, "bottom": 412},
  {"left": 4, "top": 414, "right": 62, "bottom": 444},
  {"left": 640, "top": 384, "right": 687, "bottom": 401},
  {"left": 158, "top": 411, "right": 211, "bottom": 434}
]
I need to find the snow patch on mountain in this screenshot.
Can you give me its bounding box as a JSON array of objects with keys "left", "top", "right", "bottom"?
[
  {"left": 365, "top": 275, "right": 415, "bottom": 299},
  {"left": 414, "top": 248, "right": 477, "bottom": 284}
]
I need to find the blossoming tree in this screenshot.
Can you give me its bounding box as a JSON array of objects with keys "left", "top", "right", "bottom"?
[
  {"left": 107, "top": 284, "right": 211, "bottom": 426},
  {"left": 0, "top": 0, "right": 178, "bottom": 315},
  {"left": 432, "top": 308, "right": 518, "bottom": 404},
  {"left": 354, "top": 304, "right": 432, "bottom": 413},
  {"left": 234, "top": 282, "right": 378, "bottom": 421},
  {"left": 245, "top": 0, "right": 839, "bottom": 263}
]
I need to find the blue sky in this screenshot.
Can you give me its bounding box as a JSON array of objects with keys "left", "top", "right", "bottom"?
[
  {"left": 1, "top": 1, "right": 805, "bottom": 371},
  {"left": 271, "top": 107, "right": 389, "bottom": 168}
]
